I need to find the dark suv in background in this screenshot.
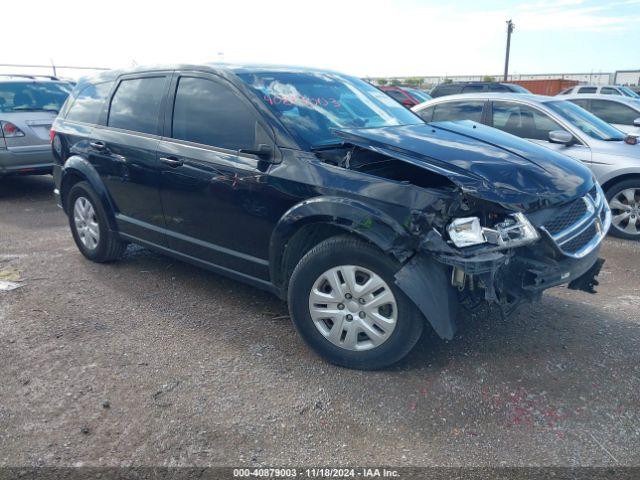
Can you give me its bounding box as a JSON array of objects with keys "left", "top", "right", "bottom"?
[
  {"left": 51, "top": 64, "right": 608, "bottom": 369},
  {"left": 430, "top": 81, "right": 529, "bottom": 98}
]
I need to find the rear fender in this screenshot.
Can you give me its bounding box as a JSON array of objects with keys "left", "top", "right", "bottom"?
[{"left": 60, "top": 155, "right": 117, "bottom": 231}]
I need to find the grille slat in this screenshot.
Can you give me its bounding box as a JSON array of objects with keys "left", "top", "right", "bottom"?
[
  {"left": 543, "top": 198, "right": 588, "bottom": 236},
  {"left": 542, "top": 187, "right": 607, "bottom": 257},
  {"left": 560, "top": 224, "right": 597, "bottom": 253}
]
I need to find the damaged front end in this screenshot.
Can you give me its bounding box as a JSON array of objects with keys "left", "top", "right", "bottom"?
[
  {"left": 332, "top": 122, "right": 611, "bottom": 340},
  {"left": 396, "top": 182, "right": 611, "bottom": 340}
]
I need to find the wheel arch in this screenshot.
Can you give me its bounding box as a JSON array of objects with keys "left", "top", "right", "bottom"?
[
  {"left": 269, "top": 196, "right": 414, "bottom": 296},
  {"left": 60, "top": 156, "right": 118, "bottom": 231},
  {"left": 601, "top": 172, "right": 640, "bottom": 194}
]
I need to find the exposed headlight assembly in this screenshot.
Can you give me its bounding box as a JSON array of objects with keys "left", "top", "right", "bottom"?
[{"left": 447, "top": 213, "right": 539, "bottom": 249}]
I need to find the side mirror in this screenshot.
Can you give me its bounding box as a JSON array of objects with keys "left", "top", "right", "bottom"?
[
  {"left": 633, "top": 117, "right": 640, "bottom": 127},
  {"left": 239, "top": 143, "right": 273, "bottom": 160},
  {"left": 548, "top": 130, "right": 574, "bottom": 145}
]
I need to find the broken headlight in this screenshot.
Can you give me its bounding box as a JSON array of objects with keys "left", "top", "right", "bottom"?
[
  {"left": 447, "top": 217, "right": 485, "bottom": 247},
  {"left": 447, "top": 213, "right": 540, "bottom": 249}
]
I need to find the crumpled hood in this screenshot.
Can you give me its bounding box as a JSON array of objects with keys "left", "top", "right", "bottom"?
[{"left": 335, "top": 121, "right": 594, "bottom": 210}]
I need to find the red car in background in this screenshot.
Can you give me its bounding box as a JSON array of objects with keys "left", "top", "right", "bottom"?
[{"left": 378, "top": 85, "right": 431, "bottom": 108}]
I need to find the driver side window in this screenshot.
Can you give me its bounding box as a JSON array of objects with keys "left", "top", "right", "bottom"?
[{"left": 491, "top": 102, "right": 563, "bottom": 141}]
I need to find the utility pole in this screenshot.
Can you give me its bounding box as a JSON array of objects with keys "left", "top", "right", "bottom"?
[{"left": 503, "top": 19, "right": 515, "bottom": 81}]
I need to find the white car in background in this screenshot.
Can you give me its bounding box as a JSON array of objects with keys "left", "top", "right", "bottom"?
[
  {"left": 563, "top": 94, "right": 640, "bottom": 135},
  {"left": 412, "top": 93, "right": 640, "bottom": 240},
  {"left": 558, "top": 84, "right": 640, "bottom": 98}
]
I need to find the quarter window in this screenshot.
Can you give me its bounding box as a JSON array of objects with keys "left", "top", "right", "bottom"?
[
  {"left": 492, "top": 102, "right": 563, "bottom": 141},
  {"left": 416, "top": 106, "right": 434, "bottom": 122},
  {"left": 171, "top": 76, "right": 259, "bottom": 150},
  {"left": 108, "top": 77, "right": 166, "bottom": 134},
  {"left": 65, "top": 82, "right": 113, "bottom": 124},
  {"left": 577, "top": 87, "right": 597, "bottom": 94},
  {"left": 590, "top": 100, "right": 639, "bottom": 125},
  {"left": 601, "top": 87, "right": 621, "bottom": 96},
  {"left": 431, "top": 101, "right": 485, "bottom": 122}
]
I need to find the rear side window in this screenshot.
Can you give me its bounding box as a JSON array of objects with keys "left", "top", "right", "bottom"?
[
  {"left": 601, "top": 87, "right": 621, "bottom": 96},
  {"left": 569, "top": 99, "right": 590, "bottom": 109},
  {"left": 108, "top": 77, "right": 166, "bottom": 134},
  {"left": 416, "top": 106, "right": 434, "bottom": 122},
  {"left": 385, "top": 89, "right": 409, "bottom": 104},
  {"left": 462, "top": 84, "right": 485, "bottom": 93},
  {"left": 492, "top": 101, "right": 563, "bottom": 141},
  {"left": 431, "top": 101, "right": 485, "bottom": 122},
  {"left": 432, "top": 84, "right": 461, "bottom": 97},
  {"left": 577, "top": 87, "right": 597, "bottom": 94},
  {"left": 171, "top": 76, "right": 259, "bottom": 150},
  {"left": 590, "top": 100, "right": 639, "bottom": 125},
  {"left": 65, "top": 82, "right": 112, "bottom": 124}
]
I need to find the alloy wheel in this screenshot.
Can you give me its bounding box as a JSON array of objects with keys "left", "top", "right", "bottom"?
[{"left": 609, "top": 188, "right": 640, "bottom": 236}]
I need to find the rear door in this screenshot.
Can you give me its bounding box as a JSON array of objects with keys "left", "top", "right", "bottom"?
[
  {"left": 157, "top": 72, "right": 277, "bottom": 280},
  {"left": 89, "top": 73, "right": 171, "bottom": 245}
]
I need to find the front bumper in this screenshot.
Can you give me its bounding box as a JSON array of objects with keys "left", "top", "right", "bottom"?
[{"left": 0, "top": 145, "right": 54, "bottom": 176}]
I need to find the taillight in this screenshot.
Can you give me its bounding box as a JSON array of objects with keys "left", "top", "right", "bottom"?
[
  {"left": 0, "top": 121, "right": 25, "bottom": 138},
  {"left": 50, "top": 129, "right": 56, "bottom": 143}
]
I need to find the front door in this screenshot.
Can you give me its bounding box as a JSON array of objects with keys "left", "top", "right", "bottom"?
[
  {"left": 158, "top": 73, "right": 277, "bottom": 281},
  {"left": 490, "top": 100, "right": 592, "bottom": 164}
]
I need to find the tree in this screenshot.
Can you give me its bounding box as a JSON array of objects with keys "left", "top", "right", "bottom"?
[
  {"left": 404, "top": 77, "right": 423, "bottom": 87},
  {"left": 390, "top": 78, "right": 401, "bottom": 86},
  {"left": 442, "top": 78, "right": 453, "bottom": 84},
  {"left": 377, "top": 78, "right": 388, "bottom": 86},
  {"left": 482, "top": 75, "right": 496, "bottom": 82}
]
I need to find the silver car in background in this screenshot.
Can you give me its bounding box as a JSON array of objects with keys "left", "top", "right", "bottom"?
[
  {"left": 413, "top": 93, "right": 640, "bottom": 240},
  {"left": 558, "top": 84, "right": 640, "bottom": 98},
  {"left": 0, "top": 75, "right": 72, "bottom": 177},
  {"left": 563, "top": 94, "right": 640, "bottom": 135}
]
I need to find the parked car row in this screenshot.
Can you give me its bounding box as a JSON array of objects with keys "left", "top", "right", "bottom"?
[{"left": 2, "top": 64, "right": 638, "bottom": 369}]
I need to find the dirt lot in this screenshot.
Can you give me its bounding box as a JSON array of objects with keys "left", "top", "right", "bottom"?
[{"left": 1, "top": 175, "right": 639, "bottom": 467}]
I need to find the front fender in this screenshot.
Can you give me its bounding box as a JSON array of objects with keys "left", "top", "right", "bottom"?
[
  {"left": 269, "top": 196, "right": 415, "bottom": 285},
  {"left": 61, "top": 156, "right": 117, "bottom": 231}
]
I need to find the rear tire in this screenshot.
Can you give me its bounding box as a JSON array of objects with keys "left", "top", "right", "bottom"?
[
  {"left": 67, "top": 181, "right": 127, "bottom": 262},
  {"left": 606, "top": 179, "right": 640, "bottom": 240},
  {"left": 288, "top": 235, "right": 424, "bottom": 370}
]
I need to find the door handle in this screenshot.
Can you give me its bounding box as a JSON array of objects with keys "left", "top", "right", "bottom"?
[
  {"left": 90, "top": 141, "right": 106, "bottom": 150},
  {"left": 159, "top": 156, "right": 184, "bottom": 168}
]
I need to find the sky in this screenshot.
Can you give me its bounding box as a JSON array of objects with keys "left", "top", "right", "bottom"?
[{"left": 2, "top": 0, "right": 639, "bottom": 79}]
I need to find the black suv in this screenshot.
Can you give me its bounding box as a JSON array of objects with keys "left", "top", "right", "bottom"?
[
  {"left": 52, "top": 64, "right": 609, "bottom": 369},
  {"left": 430, "top": 81, "right": 529, "bottom": 98}
]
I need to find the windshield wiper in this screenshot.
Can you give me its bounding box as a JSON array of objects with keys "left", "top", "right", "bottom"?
[
  {"left": 12, "top": 107, "right": 59, "bottom": 113},
  {"left": 310, "top": 141, "right": 346, "bottom": 151}
]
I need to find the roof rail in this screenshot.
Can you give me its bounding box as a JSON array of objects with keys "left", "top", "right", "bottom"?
[{"left": 0, "top": 74, "right": 61, "bottom": 81}]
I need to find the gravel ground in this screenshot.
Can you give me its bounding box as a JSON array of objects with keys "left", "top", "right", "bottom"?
[{"left": 1, "top": 175, "right": 639, "bottom": 467}]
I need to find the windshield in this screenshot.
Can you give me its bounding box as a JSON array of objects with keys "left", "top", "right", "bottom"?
[
  {"left": 546, "top": 100, "right": 627, "bottom": 141},
  {"left": 237, "top": 72, "right": 422, "bottom": 147},
  {"left": 0, "top": 81, "right": 72, "bottom": 113},
  {"left": 619, "top": 86, "right": 640, "bottom": 98}
]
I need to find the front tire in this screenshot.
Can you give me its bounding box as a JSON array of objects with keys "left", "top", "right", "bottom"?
[
  {"left": 288, "top": 236, "right": 424, "bottom": 370},
  {"left": 606, "top": 179, "right": 640, "bottom": 240},
  {"left": 67, "top": 181, "right": 127, "bottom": 262}
]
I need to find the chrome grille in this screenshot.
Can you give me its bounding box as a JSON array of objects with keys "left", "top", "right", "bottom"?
[{"left": 541, "top": 184, "right": 611, "bottom": 259}]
